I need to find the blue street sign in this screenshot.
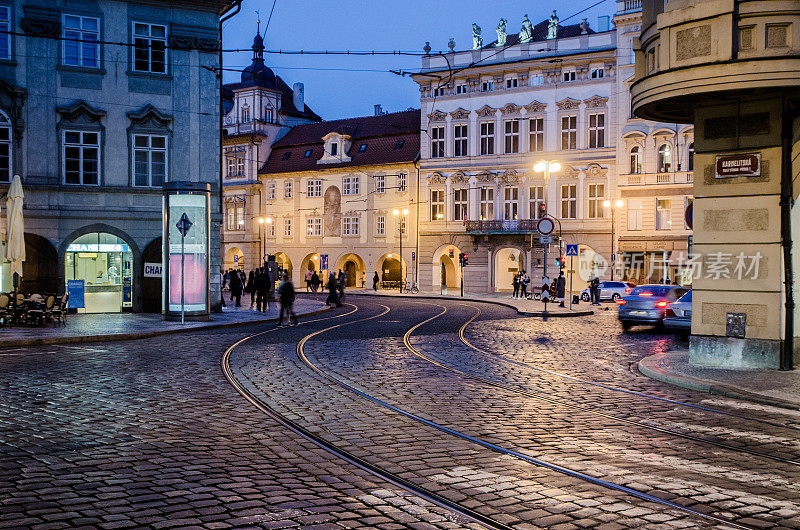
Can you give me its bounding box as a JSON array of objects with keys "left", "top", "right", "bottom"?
[
  {"left": 566, "top": 244, "right": 579, "bottom": 256},
  {"left": 320, "top": 254, "right": 328, "bottom": 270},
  {"left": 67, "top": 280, "right": 85, "bottom": 309}
]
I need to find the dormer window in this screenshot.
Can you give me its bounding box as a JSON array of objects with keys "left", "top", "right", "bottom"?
[
  {"left": 264, "top": 108, "right": 273, "bottom": 123},
  {"left": 282, "top": 151, "right": 291, "bottom": 160},
  {"left": 241, "top": 107, "right": 250, "bottom": 123},
  {"left": 304, "top": 149, "right": 312, "bottom": 158},
  {"left": 358, "top": 143, "right": 367, "bottom": 153},
  {"left": 562, "top": 68, "right": 577, "bottom": 82},
  {"left": 506, "top": 77, "right": 518, "bottom": 89},
  {"left": 330, "top": 142, "right": 338, "bottom": 156},
  {"left": 319, "top": 132, "right": 352, "bottom": 165},
  {"left": 395, "top": 139, "right": 405, "bottom": 149}
]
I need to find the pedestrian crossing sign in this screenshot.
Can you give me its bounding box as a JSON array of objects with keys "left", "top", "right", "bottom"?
[{"left": 566, "top": 244, "right": 579, "bottom": 256}]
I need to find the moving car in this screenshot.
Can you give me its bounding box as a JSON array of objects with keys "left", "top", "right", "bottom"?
[
  {"left": 617, "top": 284, "right": 689, "bottom": 331},
  {"left": 580, "top": 281, "right": 635, "bottom": 302},
  {"left": 664, "top": 290, "right": 692, "bottom": 334}
]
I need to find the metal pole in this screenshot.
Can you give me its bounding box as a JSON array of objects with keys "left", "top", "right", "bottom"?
[
  {"left": 610, "top": 208, "right": 616, "bottom": 281},
  {"left": 399, "top": 219, "right": 403, "bottom": 293},
  {"left": 543, "top": 243, "right": 548, "bottom": 320},
  {"left": 460, "top": 258, "right": 463, "bottom": 297},
  {"left": 181, "top": 234, "right": 185, "bottom": 325},
  {"left": 569, "top": 255, "right": 573, "bottom": 310}
]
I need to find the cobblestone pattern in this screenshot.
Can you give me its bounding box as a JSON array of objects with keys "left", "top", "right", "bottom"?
[{"left": 0, "top": 309, "right": 478, "bottom": 529}]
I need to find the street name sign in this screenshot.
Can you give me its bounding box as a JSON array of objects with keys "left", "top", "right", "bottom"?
[
  {"left": 539, "top": 235, "right": 553, "bottom": 244},
  {"left": 715, "top": 153, "right": 761, "bottom": 178}
]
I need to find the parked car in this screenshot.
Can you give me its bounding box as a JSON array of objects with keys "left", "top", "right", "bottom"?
[
  {"left": 580, "top": 281, "right": 635, "bottom": 302},
  {"left": 664, "top": 290, "right": 692, "bottom": 334},
  {"left": 617, "top": 284, "right": 690, "bottom": 331}
]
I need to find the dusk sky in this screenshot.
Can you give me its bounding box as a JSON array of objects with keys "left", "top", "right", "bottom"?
[{"left": 222, "top": 0, "right": 617, "bottom": 120}]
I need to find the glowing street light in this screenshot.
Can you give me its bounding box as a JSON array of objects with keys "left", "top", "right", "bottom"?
[{"left": 257, "top": 216, "right": 272, "bottom": 263}]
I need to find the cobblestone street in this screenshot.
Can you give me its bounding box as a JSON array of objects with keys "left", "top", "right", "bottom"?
[{"left": 2, "top": 295, "right": 800, "bottom": 528}]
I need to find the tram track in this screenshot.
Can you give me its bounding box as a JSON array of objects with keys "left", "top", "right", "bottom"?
[
  {"left": 392, "top": 299, "right": 800, "bottom": 467},
  {"left": 293, "top": 299, "right": 753, "bottom": 529}
]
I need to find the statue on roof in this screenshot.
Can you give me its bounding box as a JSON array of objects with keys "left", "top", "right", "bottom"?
[
  {"left": 472, "top": 23, "right": 482, "bottom": 49},
  {"left": 547, "top": 10, "right": 559, "bottom": 40},
  {"left": 519, "top": 14, "right": 533, "bottom": 43},
  {"left": 496, "top": 18, "right": 507, "bottom": 47}
]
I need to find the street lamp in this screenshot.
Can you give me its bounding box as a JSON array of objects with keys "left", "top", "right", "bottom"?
[
  {"left": 393, "top": 208, "right": 409, "bottom": 292},
  {"left": 603, "top": 199, "right": 624, "bottom": 280},
  {"left": 257, "top": 216, "right": 272, "bottom": 265}
]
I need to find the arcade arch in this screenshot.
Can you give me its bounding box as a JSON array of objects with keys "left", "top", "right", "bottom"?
[
  {"left": 431, "top": 244, "right": 462, "bottom": 290},
  {"left": 335, "top": 253, "right": 365, "bottom": 288},
  {"left": 494, "top": 247, "right": 525, "bottom": 292}
]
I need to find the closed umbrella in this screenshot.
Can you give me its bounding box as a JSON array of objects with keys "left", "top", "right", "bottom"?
[{"left": 6, "top": 174, "right": 24, "bottom": 288}]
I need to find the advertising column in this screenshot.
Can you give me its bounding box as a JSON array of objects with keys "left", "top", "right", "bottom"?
[{"left": 163, "top": 182, "right": 211, "bottom": 321}]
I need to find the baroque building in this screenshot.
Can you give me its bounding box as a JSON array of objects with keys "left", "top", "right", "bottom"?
[
  {"left": 0, "top": 0, "right": 236, "bottom": 313},
  {"left": 411, "top": 2, "right": 692, "bottom": 295}
]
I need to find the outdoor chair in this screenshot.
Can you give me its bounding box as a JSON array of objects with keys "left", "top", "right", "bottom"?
[
  {"left": 12, "top": 293, "right": 27, "bottom": 325},
  {"left": 0, "top": 293, "right": 10, "bottom": 326},
  {"left": 27, "top": 295, "right": 55, "bottom": 327},
  {"left": 50, "top": 293, "right": 68, "bottom": 327}
]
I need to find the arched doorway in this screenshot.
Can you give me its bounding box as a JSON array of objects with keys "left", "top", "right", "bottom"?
[
  {"left": 141, "top": 237, "right": 162, "bottom": 313},
  {"left": 64, "top": 232, "right": 134, "bottom": 313},
  {"left": 274, "top": 252, "right": 292, "bottom": 279},
  {"left": 335, "top": 253, "right": 365, "bottom": 288},
  {"left": 431, "top": 245, "right": 461, "bottom": 290},
  {"left": 440, "top": 255, "right": 457, "bottom": 288},
  {"left": 224, "top": 247, "right": 244, "bottom": 271},
  {"left": 377, "top": 253, "right": 404, "bottom": 287},
  {"left": 18, "top": 234, "right": 59, "bottom": 294},
  {"left": 494, "top": 247, "right": 523, "bottom": 292}
]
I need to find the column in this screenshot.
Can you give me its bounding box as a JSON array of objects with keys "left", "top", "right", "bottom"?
[
  {"left": 520, "top": 109, "right": 529, "bottom": 154},
  {"left": 468, "top": 177, "right": 479, "bottom": 220},
  {"left": 469, "top": 111, "right": 478, "bottom": 157},
  {"left": 444, "top": 115, "right": 453, "bottom": 158},
  {"left": 577, "top": 172, "right": 586, "bottom": 220},
  {"left": 494, "top": 110, "right": 502, "bottom": 156}
]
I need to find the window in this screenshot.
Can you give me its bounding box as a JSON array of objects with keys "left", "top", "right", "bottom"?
[
  {"left": 588, "top": 113, "right": 605, "bottom": 148},
  {"left": 455, "top": 84, "right": 468, "bottom": 94},
  {"left": 282, "top": 152, "right": 291, "bottom": 160},
  {"left": 0, "top": 7, "right": 10, "bottom": 60},
  {"left": 267, "top": 222, "right": 275, "bottom": 237},
  {"left": 284, "top": 180, "right": 292, "bottom": 198},
  {"left": 307, "top": 217, "right": 322, "bottom": 236},
  {"left": 506, "top": 78, "right": 518, "bottom": 89},
  {"left": 375, "top": 174, "right": 385, "bottom": 193},
  {"left": 431, "top": 126, "right": 445, "bottom": 158},
  {"left": 226, "top": 157, "right": 236, "bottom": 177},
  {"left": 530, "top": 74, "right": 544, "bottom": 86},
  {"left": 590, "top": 67, "right": 604, "bottom": 79},
  {"left": 376, "top": 215, "right": 386, "bottom": 236},
  {"left": 656, "top": 198, "right": 672, "bottom": 230},
  {"left": 481, "top": 81, "right": 493, "bottom": 92},
  {"left": 63, "top": 131, "right": 100, "bottom": 185},
  {"left": 504, "top": 120, "right": 519, "bottom": 154},
  {"left": 241, "top": 107, "right": 250, "bottom": 123},
  {"left": 330, "top": 142, "right": 338, "bottom": 156},
  {"left": 133, "top": 134, "right": 167, "bottom": 187},
  {"left": 265, "top": 108, "right": 273, "bottom": 123},
  {"left": 587, "top": 184, "right": 605, "bottom": 219},
  {"left": 237, "top": 157, "right": 245, "bottom": 176},
  {"left": 225, "top": 201, "right": 245, "bottom": 231},
  {"left": 658, "top": 144, "right": 672, "bottom": 172},
  {"left": 342, "top": 216, "right": 360, "bottom": 236},
  {"left": 283, "top": 218, "right": 292, "bottom": 237},
  {"left": 433, "top": 87, "right": 446, "bottom": 97},
  {"left": 133, "top": 22, "right": 166, "bottom": 74},
  {"left": 397, "top": 173, "right": 407, "bottom": 192},
  {"left": 529, "top": 118, "right": 544, "bottom": 152},
  {"left": 454, "top": 124, "right": 468, "bottom": 157},
  {"left": 503, "top": 187, "right": 519, "bottom": 220},
  {"left": 561, "top": 116, "right": 577, "bottom": 150},
  {"left": 266, "top": 181, "right": 276, "bottom": 200},
  {"left": 688, "top": 142, "right": 694, "bottom": 171},
  {"left": 307, "top": 179, "right": 322, "bottom": 197},
  {"left": 304, "top": 149, "right": 312, "bottom": 158},
  {"left": 560, "top": 184, "right": 577, "bottom": 219},
  {"left": 628, "top": 198, "right": 643, "bottom": 230},
  {"left": 430, "top": 190, "right": 445, "bottom": 221},
  {"left": 562, "top": 69, "right": 576, "bottom": 82},
  {"left": 358, "top": 143, "right": 367, "bottom": 153},
  {"left": 343, "top": 175, "right": 360, "bottom": 195},
  {"left": 479, "top": 187, "right": 494, "bottom": 220},
  {"left": 529, "top": 186, "right": 544, "bottom": 219},
  {"left": 630, "top": 146, "right": 642, "bottom": 174},
  {"left": 395, "top": 139, "right": 405, "bottom": 149},
  {"left": 0, "top": 115, "right": 10, "bottom": 183},
  {"left": 63, "top": 15, "right": 99, "bottom": 68},
  {"left": 480, "top": 122, "right": 495, "bottom": 155},
  {"left": 454, "top": 189, "right": 468, "bottom": 221}
]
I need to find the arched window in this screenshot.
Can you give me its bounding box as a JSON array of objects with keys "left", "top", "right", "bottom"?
[
  {"left": 629, "top": 146, "right": 642, "bottom": 174},
  {"left": 657, "top": 144, "right": 672, "bottom": 173},
  {"left": 0, "top": 110, "right": 10, "bottom": 183},
  {"left": 687, "top": 142, "right": 694, "bottom": 171}
]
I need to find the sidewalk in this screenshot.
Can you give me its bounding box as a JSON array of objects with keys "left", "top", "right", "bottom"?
[
  {"left": 639, "top": 349, "right": 800, "bottom": 410},
  {"left": 0, "top": 299, "right": 328, "bottom": 347},
  {"left": 346, "top": 288, "right": 594, "bottom": 317}
]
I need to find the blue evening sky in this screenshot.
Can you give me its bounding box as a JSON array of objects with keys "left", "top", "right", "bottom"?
[{"left": 222, "top": 0, "right": 616, "bottom": 120}]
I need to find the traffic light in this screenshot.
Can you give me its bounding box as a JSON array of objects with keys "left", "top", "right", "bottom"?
[
  {"left": 459, "top": 252, "right": 469, "bottom": 267},
  {"left": 555, "top": 256, "right": 564, "bottom": 269},
  {"left": 538, "top": 202, "right": 547, "bottom": 219}
]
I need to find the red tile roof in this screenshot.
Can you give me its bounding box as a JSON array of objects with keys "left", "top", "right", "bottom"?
[{"left": 260, "top": 109, "right": 420, "bottom": 175}]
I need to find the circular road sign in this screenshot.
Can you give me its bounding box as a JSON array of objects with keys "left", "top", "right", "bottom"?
[
  {"left": 537, "top": 217, "right": 555, "bottom": 235},
  {"left": 684, "top": 201, "right": 693, "bottom": 230}
]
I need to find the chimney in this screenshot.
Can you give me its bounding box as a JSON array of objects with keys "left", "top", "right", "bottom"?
[
  {"left": 374, "top": 104, "right": 384, "bottom": 116},
  {"left": 293, "top": 82, "right": 304, "bottom": 111},
  {"left": 597, "top": 15, "right": 610, "bottom": 32}
]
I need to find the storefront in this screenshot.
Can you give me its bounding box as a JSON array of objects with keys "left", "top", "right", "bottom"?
[{"left": 65, "top": 233, "right": 133, "bottom": 313}]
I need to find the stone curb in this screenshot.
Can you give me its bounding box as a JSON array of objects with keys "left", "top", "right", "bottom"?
[
  {"left": 638, "top": 353, "right": 800, "bottom": 411},
  {"left": 0, "top": 306, "right": 332, "bottom": 348},
  {"left": 344, "top": 292, "right": 594, "bottom": 318}
]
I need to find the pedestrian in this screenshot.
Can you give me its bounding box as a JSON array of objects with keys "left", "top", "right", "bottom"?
[
  {"left": 277, "top": 272, "right": 298, "bottom": 326},
  {"left": 326, "top": 273, "right": 342, "bottom": 307},
  {"left": 372, "top": 271, "right": 379, "bottom": 292},
  {"left": 512, "top": 272, "right": 520, "bottom": 299},
  {"left": 338, "top": 270, "right": 346, "bottom": 301},
  {"left": 556, "top": 270, "right": 566, "bottom": 308},
  {"left": 520, "top": 270, "right": 530, "bottom": 300},
  {"left": 311, "top": 270, "right": 320, "bottom": 293},
  {"left": 305, "top": 268, "right": 313, "bottom": 292},
  {"left": 590, "top": 276, "right": 601, "bottom": 305},
  {"left": 246, "top": 270, "right": 255, "bottom": 308},
  {"left": 229, "top": 268, "right": 243, "bottom": 307},
  {"left": 256, "top": 267, "right": 272, "bottom": 312}
]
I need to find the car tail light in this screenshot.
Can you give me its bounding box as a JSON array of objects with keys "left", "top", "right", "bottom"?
[
  {"left": 616, "top": 299, "right": 626, "bottom": 305},
  {"left": 665, "top": 308, "right": 676, "bottom": 317},
  {"left": 655, "top": 300, "right": 668, "bottom": 308},
  {"left": 640, "top": 292, "right": 653, "bottom": 297},
  {"left": 625, "top": 288, "right": 632, "bottom": 293}
]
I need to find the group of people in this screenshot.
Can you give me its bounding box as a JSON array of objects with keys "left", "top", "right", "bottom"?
[
  {"left": 222, "top": 267, "right": 275, "bottom": 312},
  {"left": 511, "top": 270, "right": 531, "bottom": 299}
]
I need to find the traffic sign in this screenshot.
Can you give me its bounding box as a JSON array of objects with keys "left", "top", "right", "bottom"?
[
  {"left": 685, "top": 201, "right": 693, "bottom": 230},
  {"left": 566, "top": 244, "right": 578, "bottom": 256},
  {"left": 537, "top": 217, "right": 555, "bottom": 235},
  {"left": 176, "top": 213, "right": 193, "bottom": 237},
  {"left": 539, "top": 235, "right": 553, "bottom": 244}
]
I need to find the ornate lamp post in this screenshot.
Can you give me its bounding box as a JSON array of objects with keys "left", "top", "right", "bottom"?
[
  {"left": 393, "top": 208, "right": 409, "bottom": 292},
  {"left": 603, "top": 199, "right": 624, "bottom": 280}
]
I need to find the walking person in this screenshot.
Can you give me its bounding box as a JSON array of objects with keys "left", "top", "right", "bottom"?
[
  {"left": 512, "top": 272, "right": 520, "bottom": 299},
  {"left": 520, "top": 270, "right": 530, "bottom": 300},
  {"left": 556, "top": 270, "right": 567, "bottom": 308},
  {"left": 305, "top": 268, "right": 313, "bottom": 292},
  {"left": 326, "top": 273, "right": 342, "bottom": 307},
  {"left": 590, "top": 276, "right": 601, "bottom": 305},
  {"left": 338, "top": 270, "right": 346, "bottom": 301},
  {"left": 256, "top": 267, "right": 272, "bottom": 312},
  {"left": 311, "top": 270, "right": 320, "bottom": 293},
  {"left": 277, "top": 272, "right": 298, "bottom": 326},
  {"left": 229, "top": 268, "right": 243, "bottom": 307},
  {"left": 246, "top": 270, "right": 255, "bottom": 308},
  {"left": 372, "top": 271, "right": 379, "bottom": 292}
]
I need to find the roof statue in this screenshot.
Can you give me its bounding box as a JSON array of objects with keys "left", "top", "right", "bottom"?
[
  {"left": 496, "top": 18, "right": 507, "bottom": 47},
  {"left": 448, "top": 37, "right": 455, "bottom": 52},
  {"left": 547, "top": 10, "right": 559, "bottom": 40},
  {"left": 472, "top": 23, "right": 482, "bottom": 49},
  {"left": 519, "top": 14, "right": 533, "bottom": 43}
]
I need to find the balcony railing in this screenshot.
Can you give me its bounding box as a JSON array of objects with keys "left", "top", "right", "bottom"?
[
  {"left": 465, "top": 219, "right": 540, "bottom": 233},
  {"left": 621, "top": 172, "right": 694, "bottom": 186},
  {"left": 617, "top": 0, "right": 641, "bottom": 13}
]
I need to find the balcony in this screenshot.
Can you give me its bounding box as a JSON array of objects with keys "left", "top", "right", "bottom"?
[
  {"left": 621, "top": 172, "right": 693, "bottom": 186},
  {"left": 617, "top": 0, "right": 641, "bottom": 14},
  {"left": 465, "top": 219, "right": 540, "bottom": 234}
]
